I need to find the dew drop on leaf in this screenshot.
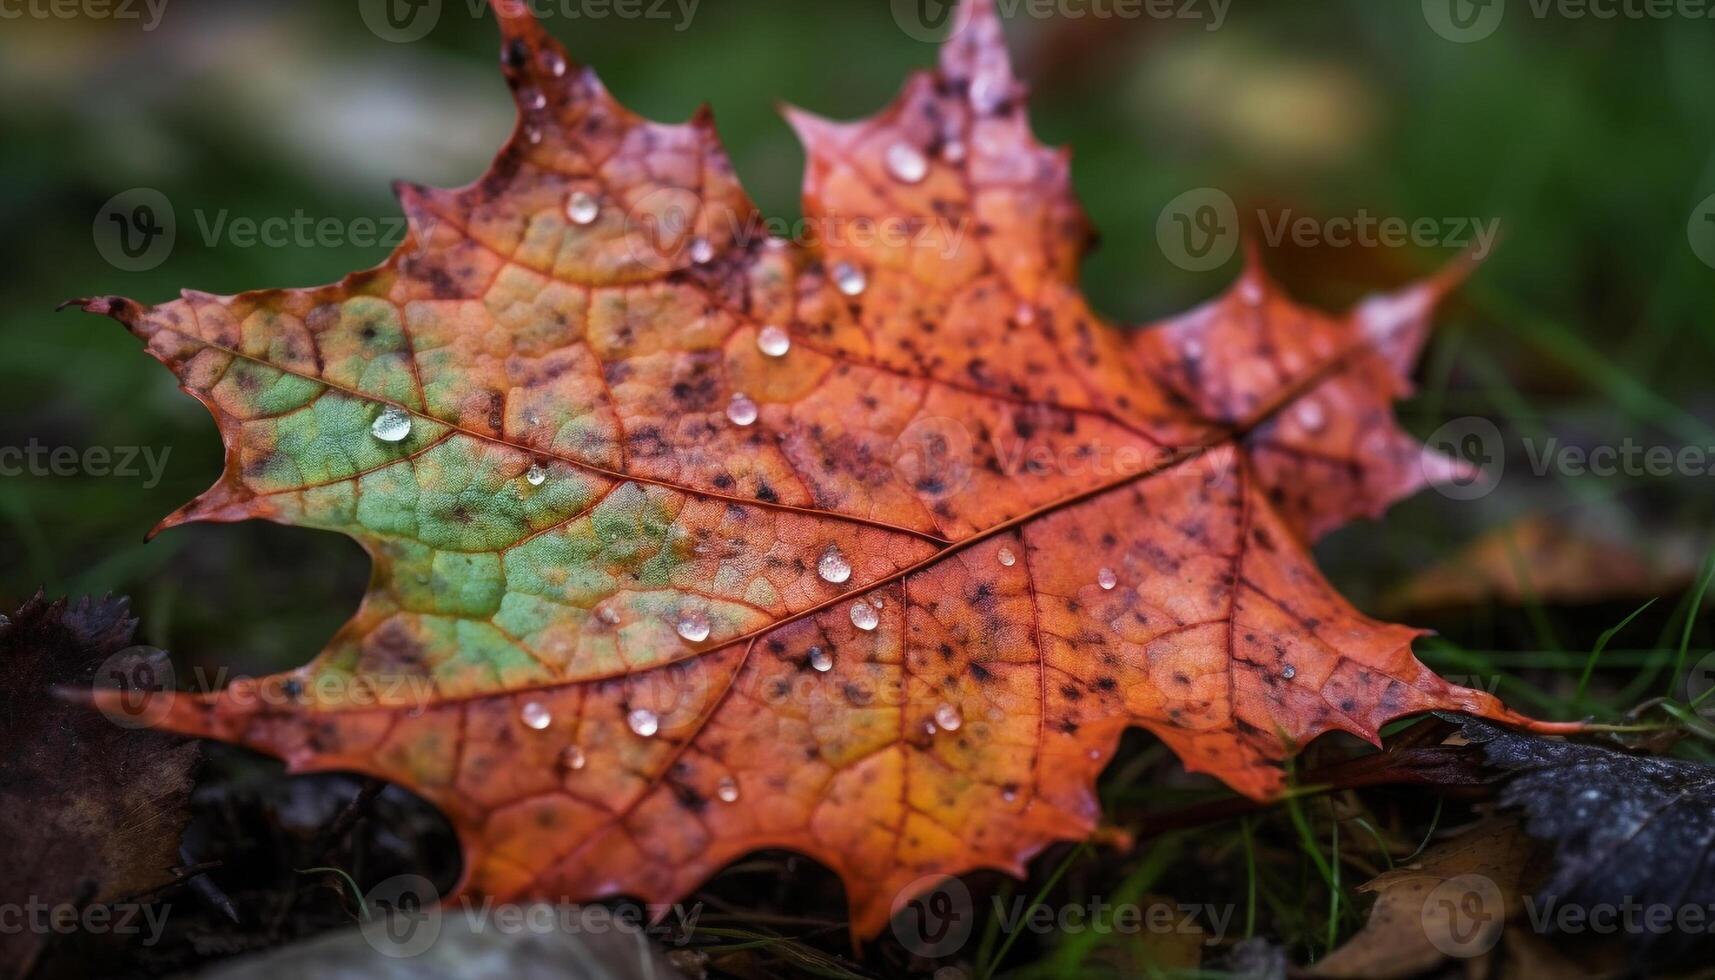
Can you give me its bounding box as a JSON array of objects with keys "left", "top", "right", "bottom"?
[
  {"left": 596, "top": 605, "right": 620, "bottom": 625},
  {"left": 521, "top": 87, "right": 547, "bottom": 111},
  {"left": 934, "top": 703, "right": 963, "bottom": 731},
  {"left": 1282, "top": 664, "right": 1297, "bottom": 680},
  {"left": 560, "top": 745, "right": 586, "bottom": 772},
  {"left": 567, "top": 191, "right": 600, "bottom": 226},
  {"left": 726, "top": 393, "right": 759, "bottom": 427},
  {"left": 689, "top": 237, "right": 715, "bottom": 264},
  {"left": 817, "top": 545, "right": 852, "bottom": 584},
  {"left": 808, "top": 646, "right": 833, "bottom": 672},
  {"left": 849, "top": 601, "right": 879, "bottom": 631},
  {"left": 717, "top": 777, "right": 740, "bottom": 803},
  {"left": 996, "top": 547, "right": 1017, "bottom": 567},
  {"left": 539, "top": 50, "right": 567, "bottom": 77},
  {"left": 1097, "top": 567, "right": 1118, "bottom": 590},
  {"left": 627, "top": 708, "right": 659, "bottom": 738},
  {"left": 757, "top": 325, "right": 791, "bottom": 358},
  {"left": 521, "top": 701, "right": 552, "bottom": 730},
  {"left": 370, "top": 407, "right": 412, "bottom": 443},
  {"left": 676, "top": 609, "right": 711, "bottom": 643},
  {"left": 832, "top": 261, "right": 867, "bottom": 297},
  {"left": 1296, "top": 399, "right": 1326, "bottom": 433},
  {"left": 525, "top": 464, "right": 547, "bottom": 487},
  {"left": 885, "top": 142, "right": 928, "bottom": 184}
]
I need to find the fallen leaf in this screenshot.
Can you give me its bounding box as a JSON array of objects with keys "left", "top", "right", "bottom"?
[
  {"left": 1460, "top": 716, "right": 1715, "bottom": 965},
  {"left": 1384, "top": 511, "right": 1701, "bottom": 613},
  {"left": 0, "top": 594, "right": 199, "bottom": 980},
  {"left": 1309, "top": 818, "right": 1540, "bottom": 979},
  {"left": 73, "top": 0, "right": 1571, "bottom": 938}
]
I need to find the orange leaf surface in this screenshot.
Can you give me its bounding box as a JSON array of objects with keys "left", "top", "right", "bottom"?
[{"left": 76, "top": 0, "right": 1569, "bottom": 937}]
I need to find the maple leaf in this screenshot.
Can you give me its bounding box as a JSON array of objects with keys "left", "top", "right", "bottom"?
[{"left": 74, "top": 0, "right": 1580, "bottom": 937}]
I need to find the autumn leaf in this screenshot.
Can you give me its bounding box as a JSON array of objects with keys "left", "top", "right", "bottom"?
[
  {"left": 1, "top": 594, "right": 198, "bottom": 979},
  {"left": 74, "top": 0, "right": 1575, "bottom": 937}
]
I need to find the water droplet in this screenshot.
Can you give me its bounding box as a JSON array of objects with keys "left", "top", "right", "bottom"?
[
  {"left": 689, "top": 237, "right": 715, "bottom": 264},
  {"left": 521, "top": 701, "right": 552, "bottom": 730},
  {"left": 943, "top": 139, "right": 967, "bottom": 163},
  {"left": 970, "top": 74, "right": 1007, "bottom": 114},
  {"left": 539, "top": 50, "right": 567, "bottom": 77},
  {"left": 371, "top": 407, "right": 412, "bottom": 443},
  {"left": 849, "top": 601, "right": 879, "bottom": 631},
  {"left": 885, "top": 142, "right": 929, "bottom": 184},
  {"left": 717, "top": 777, "right": 740, "bottom": 803},
  {"left": 525, "top": 127, "right": 543, "bottom": 145},
  {"left": 726, "top": 393, "right": 758, "bottom": 427},
  {"left": 1097, "top": 567, "right": 1118, "bottom": 591},
  {"left": 627, "top": 708, "right": 659, "bottom": 737},
  {"left": 1015, "top": 303, "right": 1036, "bottom": 326},
  {"left": 560, "top": 744, "right": 586, "bottom": 771},
  {"left": 817, "top": 545, "right": 852, "bottom": 584},
  {"left": 923, "top": 719, "right": 939, "bottom": 736},
  {"left": 934, "top": 703, "right": 963, "bottom": 731},
  {"left": 676, "top": 609, "right": 711, "bottom": 643},
  {"left": 996, "top": 547, "right": 1017, "bottom": 567},
  {"left": 1001, "top": 786, "right": 1018, "bottom": 803},
  {"left": 809, "top": 646, "right": 833, "bottom": 672},
  {"left": 525, "top": 464, "right": 547, "bottom": 486},
  {"left": 1281, "top": 664, "right": 1297, "bottom": 680},
  {"left": 595, "top": 605, "right": 620, "bottom": 625},
  {"left": 832, "top": 261, "right": 867, "bottom": 297},
  {"left": 757, "top": 325, "right": 791, "bottom": 358},
  {"left": 567, "top": 191, "right": 600, "bottom": 226},
  {"left": 1296, "top": 399, "right": 1326, "bottom": 433},
  {"left": 521, "top": 87, "right": 547, "bottom": 111}
]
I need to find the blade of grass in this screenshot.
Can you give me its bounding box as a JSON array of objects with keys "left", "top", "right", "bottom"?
[
  {"left": 1577, "top": 598, "right": 1657, "bottom": 701},
  {"left": 978, "top": 843, "right": 1091, "bottom": 980},
  {"left": 1668, "top": 545, "right": 1715, "bottom": 696}
]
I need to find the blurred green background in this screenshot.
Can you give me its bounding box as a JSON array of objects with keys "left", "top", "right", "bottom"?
[{"left": 2, "top": 0, "right": 1712, "bottom": 690}]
